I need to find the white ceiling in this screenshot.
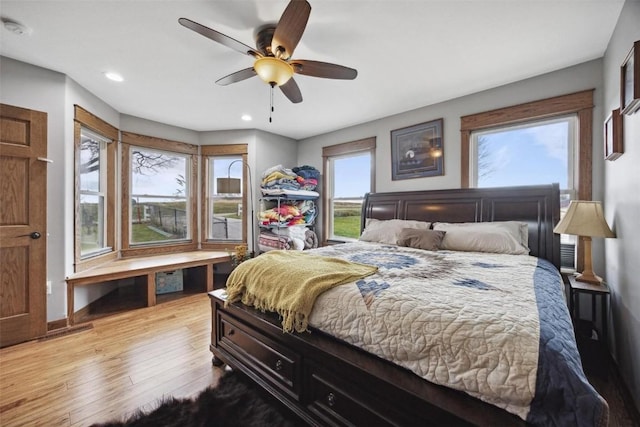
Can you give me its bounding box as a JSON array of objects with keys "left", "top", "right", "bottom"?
[{"left": 0, "top": 1, "right": 624, "bottom": 140}]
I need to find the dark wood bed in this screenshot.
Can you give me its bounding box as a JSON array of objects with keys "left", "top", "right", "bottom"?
[{"left": 208, "top": 184, "right": 561, "bottom": 426}]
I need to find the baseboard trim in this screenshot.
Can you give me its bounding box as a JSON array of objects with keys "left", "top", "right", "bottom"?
[
  {"left": 47, "top": 318, "right": 68, "bottom": 332},
  {"left": 40, "top": 323, "right": 93, "bottom": 342}
]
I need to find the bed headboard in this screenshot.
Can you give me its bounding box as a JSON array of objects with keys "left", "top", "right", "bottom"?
[{"left": 361, "top": 184, "right": 561, "bottom": 269}]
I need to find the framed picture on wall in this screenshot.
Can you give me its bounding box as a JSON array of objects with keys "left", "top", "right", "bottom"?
[
  {"left": 604, "top": 108, "right": 623, "bottom": 161},
  {"left": 391, "top": 119, "right": 444, "bottom": 180},
  {"left": 620, "top": 40, "right": 640, "bottom": 115}
]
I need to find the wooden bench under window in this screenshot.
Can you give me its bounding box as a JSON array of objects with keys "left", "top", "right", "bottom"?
[{"left": 66, "top": 251, "right": 230, "bottom": 325}]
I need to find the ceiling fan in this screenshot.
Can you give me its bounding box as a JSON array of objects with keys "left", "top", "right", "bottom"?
[{"left": 179, "top": 0, "right": 357, "bottom": 104}]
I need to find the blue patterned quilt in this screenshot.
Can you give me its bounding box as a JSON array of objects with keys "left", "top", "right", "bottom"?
[{"left": 305, "top": 242, "right": 608, "bottom": 426}]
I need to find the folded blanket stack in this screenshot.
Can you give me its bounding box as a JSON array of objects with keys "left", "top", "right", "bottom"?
[
  {"left": 259, "top": 226, "right": 318, "bottom": 252},
  {"left": 258, "top": 230, "right": 292, "bottom": 252},
  {"left": 259, "top": 203, "right": 305, "bottom": 227},
  {"left": 261, "top": 164, "right": 320, "bottom": 192},
  {"left": 292, "top": 165, "right": 320, "bottom": 191},
  {"left": 261, "top": 165, "right": 299, "bottom": 191}
]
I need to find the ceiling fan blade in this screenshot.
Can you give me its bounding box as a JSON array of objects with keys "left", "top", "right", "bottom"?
[
  {"left": 179, "top": 18, "right": 261, "bottom": 58},
  {"left": 215, "top": 68, "right": 257, "bottom": 86},
  {"left": 279, "top": 78, "right": 303, "bottom": 103},
  {"left": 291, "top": 60, "right": 357, "bottom": 80},
  {"left": 271, "top": 0, "right": 311, "bottom": 60}
]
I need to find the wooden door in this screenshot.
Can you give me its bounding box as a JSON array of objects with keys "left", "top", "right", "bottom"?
[{"left": 0, "top": 103, "right": 48, "bottom": 347}]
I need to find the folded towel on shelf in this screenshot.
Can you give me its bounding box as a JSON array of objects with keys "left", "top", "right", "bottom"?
[
  {"left": 258, "top": 230, "right": 291, "bottom": 252},
  {"left": 260, "top": 188, "right": 319, "bottom": 199},
  {"left": 261, "top": 165, "right": 300, "bottom": 190},
  {"left": 292, "top": 165, "right": 320, "bottom": 181},
  {"left": 304, "top": 229, "right": 318, "bottom": 249}
]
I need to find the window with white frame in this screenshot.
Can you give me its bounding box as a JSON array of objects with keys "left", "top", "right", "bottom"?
[
  {"left": 461, "top": 90, "right": 594, "bottom": 272},
  {"left": 78, "top": 127, "right": 110, "bottom": 257},
  {"left": 200, "top": 145, "right": 249, "bottom": 251},
  {"left": 323, "top": 138, "right": 375, "bottom": 242},
  {"left": 470, "top": 115, "right": 577, "bottom": 201},
  {"left": 470, "top": 115, "right": 579, "bottom": 267},
  {"left": 207, "top": 155, "right": 244, "bottom": 242},
  {"left": 74, "top": 105, "right": 118, "bottom": 270}
]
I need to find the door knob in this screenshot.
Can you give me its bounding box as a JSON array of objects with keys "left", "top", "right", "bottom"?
[{"left": 18, "top": 232, "right": 41, "bottom": 239}]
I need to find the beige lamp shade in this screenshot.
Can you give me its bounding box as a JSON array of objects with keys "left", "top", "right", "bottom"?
[
  {"left": 217, "top": 177, "right": 241, "bottom": 194},
  {"left": 553, "top": 201, "right": 615, "bottom": 237},
  {"left": 554, "top": 200, "right": 614, "bottom": 285}
]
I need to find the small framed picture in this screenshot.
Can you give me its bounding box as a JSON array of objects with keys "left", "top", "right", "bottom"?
[
  {"left": 604, "top": 108, "right": 623, "bottom": 161},
  {"left": 620, "top": 40, "right": 640, "bottom": 115},
  {"left": 391, "top": 119, "right": 444, "bottom": 180}
]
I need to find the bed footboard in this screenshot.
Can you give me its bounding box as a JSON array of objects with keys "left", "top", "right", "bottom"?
[{"left": 209, "top": 290, "right": 526, "bottom": 427}]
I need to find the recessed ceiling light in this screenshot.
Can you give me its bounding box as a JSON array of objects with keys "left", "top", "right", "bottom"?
[
  {"left": 241, "top": 114, "right": 252, "bottom": 121},
  {"left": 2, "top": 18, "right": 31, "bottom": 35},
  {"left": 104, "top": 72, "right": 124, "bottom": 82}
]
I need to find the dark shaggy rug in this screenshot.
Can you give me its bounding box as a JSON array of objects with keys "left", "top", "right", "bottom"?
[{"left": 92, "top": 372, "right": 301, "bottom": 427}]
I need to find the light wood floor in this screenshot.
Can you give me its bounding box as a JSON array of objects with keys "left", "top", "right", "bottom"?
[
  {"left": 0, "top": 294, "right": 225, "bottom": 427},
  {"left": 1, "top": 293, "right": 638, "bottom": 427}
]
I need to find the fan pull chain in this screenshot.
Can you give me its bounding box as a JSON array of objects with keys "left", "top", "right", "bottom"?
[{"left": 269, "top": 83, "right": 275, "bottom": 123}]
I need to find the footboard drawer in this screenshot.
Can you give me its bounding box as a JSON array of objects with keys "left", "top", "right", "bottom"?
[
  {"left": 306, "top": 362, "right": 399, "bottom": 426},
  {"left": 218, "top": 312, "right": 301, "bottom": 400}
]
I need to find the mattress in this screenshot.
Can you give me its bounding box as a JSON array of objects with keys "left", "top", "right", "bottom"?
[{"left": 305, "top": 241, "right": 608, "bottom": 426}]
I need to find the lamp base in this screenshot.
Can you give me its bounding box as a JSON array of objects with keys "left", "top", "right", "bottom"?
[
  {"left": 575, "top": 236, "right": 605, "bottom": 286},
  {"left": 575, "top": 272, "right": 604, "bottom": 286}
]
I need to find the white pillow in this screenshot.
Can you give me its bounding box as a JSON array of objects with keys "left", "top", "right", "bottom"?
[
  {"left": 359, "top": 218, "right": 431, "bottom": 245},
  {"left": 432, "top": 221, "right": 529, "bottom": 255}
]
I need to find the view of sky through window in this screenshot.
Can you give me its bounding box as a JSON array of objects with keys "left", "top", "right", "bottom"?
[
  {"left": 477, "top": 120, "right": 570, "bottom": 189},
  {"left": 131, "top": 149, "right": 187, "bottom": 201},
  {"left": 334, "top": 153, "right": 371, "bottom": 198}
]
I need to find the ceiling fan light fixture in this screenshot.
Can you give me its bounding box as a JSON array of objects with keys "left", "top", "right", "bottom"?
[{"left": 254, "top": 57, "right": 293, "bottom": 86}]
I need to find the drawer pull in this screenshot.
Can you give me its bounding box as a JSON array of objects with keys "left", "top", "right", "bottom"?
[
  {"left": 275, "top": 359, "right": 283, "bottom": 371},
  {"left": 327, "top": 392, "right": 336, "bottom": 407},
  {"left": 228, "top": 328, "right": 235, "bottom": 336}
]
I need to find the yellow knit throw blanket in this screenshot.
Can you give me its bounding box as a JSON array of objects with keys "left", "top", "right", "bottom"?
[{"left": 225, "top": 250, "right": 378, "bottom": 333}]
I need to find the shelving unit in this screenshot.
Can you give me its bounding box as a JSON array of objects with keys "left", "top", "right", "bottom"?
[
  {"left": 258, "top": 164, "right": 321, "bottom": 252},
  {"left": 257, "top": 191, "right": 319, "bottom": 252}
]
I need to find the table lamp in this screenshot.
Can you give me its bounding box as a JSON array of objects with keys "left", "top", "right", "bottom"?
[{"left": 553, "top": 200, "right": 615, "bottom": 285}]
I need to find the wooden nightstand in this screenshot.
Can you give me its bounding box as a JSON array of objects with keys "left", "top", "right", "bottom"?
[{"left": 565, "top": 273, "right": 610, "bottom": 376}]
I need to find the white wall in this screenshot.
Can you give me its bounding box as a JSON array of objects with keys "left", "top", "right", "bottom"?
[
  {"left": 253, "top": 130, "right": 298, "bottom": 183},
  {"left": 120, "top": 114, "right": 199, "bottom": 145},
  {"left": 299, "top": 59, "right": 604, "bottom": 247},
  {"left": 602, "top": 0, "right": 640, "bottom": 410}
]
